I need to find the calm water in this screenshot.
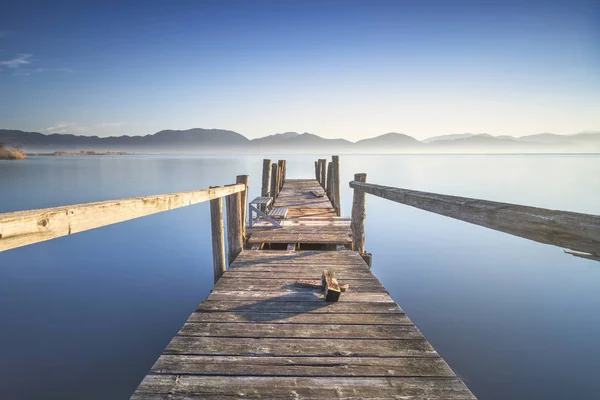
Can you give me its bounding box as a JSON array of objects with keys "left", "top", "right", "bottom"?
[{"left": 1, "top": 154, "right": 599, "bottom": 399}]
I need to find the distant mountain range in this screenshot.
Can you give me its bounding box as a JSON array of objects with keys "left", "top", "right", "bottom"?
[{"left": 1, "top": 128, "right": 599, "bottom": 154}]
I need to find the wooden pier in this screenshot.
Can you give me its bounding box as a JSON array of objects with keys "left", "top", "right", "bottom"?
[
  {"left": 3, "top": 156, "right": 600, "bottom": 398},
  {"left": 129, "top": 160, "right": 475, "bottom": 399}
]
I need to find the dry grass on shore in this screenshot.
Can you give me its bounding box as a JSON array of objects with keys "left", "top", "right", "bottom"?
[{"left": 0, "top": 147, "right": 27, "bottom": 160}]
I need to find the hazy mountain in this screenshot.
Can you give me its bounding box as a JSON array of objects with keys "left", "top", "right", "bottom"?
[
  {"left": 250, "top": 132, "right": 353, "bottom": 152},
  {"left": 355, "top": 133, "right": 422, "bottom": 150},
  {"left": 422, "top": 133, "right": 476, "bottom": 143},
  {"left": 1, "top": 128, "right": 599, "bottom": 154}
]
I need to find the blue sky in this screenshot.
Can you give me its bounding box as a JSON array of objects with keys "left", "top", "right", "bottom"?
[{"left": 1, "top": 0, "right": 598, "bottom": 140}]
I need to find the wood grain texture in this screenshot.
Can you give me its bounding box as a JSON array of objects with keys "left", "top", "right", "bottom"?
[
  {"left": 0, "top": 183, "right": 245, "bottom": 252},
  {"left": 350, "top": 180, "right": 600, "bottom": 255},
  {"left": 351, "top": 173, "right": 367, "bottom": 253}
]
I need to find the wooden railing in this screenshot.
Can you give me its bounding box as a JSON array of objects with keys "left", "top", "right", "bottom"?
[
  {"left": 0, "top": 177, "right": 249, "bottom": 281},
  {"left": 350, "top": 176, "right": 600, "bottom": 261}
]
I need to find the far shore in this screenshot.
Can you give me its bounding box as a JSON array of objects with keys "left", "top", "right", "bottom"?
[
  {"left": 0, "top": 147, "right": 27, "bottom": 160},
  {"left": 26, "top": 150, "right": 134, "bottom": 156}
]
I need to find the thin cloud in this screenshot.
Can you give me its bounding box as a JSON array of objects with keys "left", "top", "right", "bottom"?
[
  {"left": 0, "top": 53, "right": 32, "bottom": 68},
  {"left": 46, "top": 122, "right": 77, "bottom": 132}
]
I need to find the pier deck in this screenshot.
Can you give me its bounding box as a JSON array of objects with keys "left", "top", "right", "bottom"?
[{"left": 131, "top": 178, "right": 475, "bottom": 399}]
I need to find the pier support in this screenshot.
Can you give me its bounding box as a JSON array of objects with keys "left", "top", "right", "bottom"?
[
  {"left": 209, "top": 186, "right": 226, "bottom": 283},
  {"left": 270, "top": 163, "right": 279, "bottom": 202},
  {"left": 332, "top": 155, "right": 341, "bottom": 216},
  {"left": 319, "top": 159, "right": 326, "bottom": 189},
  {"left": 261, "top": 159, "right": 271, "bottom": 198},
  {"left": 226, "top": 185, "right": 243, "bottom": 266},
  {"left": 351, "top": 173, "right": 367, "bottom": 254},
  {"left": 236, "top": 175, "right": 249, "bottom": 239}
]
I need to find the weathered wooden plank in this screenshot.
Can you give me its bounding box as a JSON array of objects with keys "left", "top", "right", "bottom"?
[
  {"left": 196, "top": 300, "right": 403, "bottom": 314},
  {"left": 0, "top": 184, "right": 246, "bottom": 252},
  {"left": 213, "top": 278, "right": 386, "bottom": 293},
  {"left": 222, "top": 270, "right": 374, "bottom": 279},
  {"left": 350, "top": 180, "right": 600, "bottom": 255},
  {"left": 132, "top": 376, "right": 475, "bottom": 399},
  {"left": 165, "top": 336, "right": 436, "bottom": 357},
  {"left": 178, "top": 322, "right": 421, "bottom": 339},
  {"left": 188, "top": 311, "right": 410, "bottom": 325},
  {"left": 207, "top": 290, "right": 394, "bottom": 303},
  {"left": 151, "top": 355, "right": 455, "bottom": 377}
]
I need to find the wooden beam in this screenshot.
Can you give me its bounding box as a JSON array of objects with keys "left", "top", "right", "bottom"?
[
  {"left": 0, "top": 184, "right": 246, "bottom": 252},
  {"left": 351, "top": 173, "right": 367, "bottom": 253},
  {"left": 261, "top": 159, "right": 271, "bottom": 197},
  {"left": 314, "top": 161, "right": 319, "bottom": 182},
  {"left": 350, "top": 181, "right": 600, "bottom": 255},
  {"left": 209, "top": 187, "right": 226, "bottom": 283},
  {"left": 225, "top": 186, "right": 243, "bottom": 265},
  {"left": 332, "top": 155, "right": 341, "bottom": 216}
]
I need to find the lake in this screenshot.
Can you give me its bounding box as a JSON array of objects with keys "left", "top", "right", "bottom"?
[{"left": 1, "top": 154, "right": 599, "bottom": 399}]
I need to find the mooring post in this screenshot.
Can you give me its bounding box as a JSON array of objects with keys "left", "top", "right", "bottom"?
[
  {"left": 315, "top": 161, "right": 320, "bottom": 184},
  {"left": 209, "top": 186, "right": 227, "bottom": 283},
  {"left": 319, "top": 159, "right": 326, "bottom": 189},
  {"left": 225, "top": 184, "right": 243, "bottom": 266},
  {"left": 351, "top": 173, "right": 367, "bottom": 254},
  {"left": 282, "top": 160, "right": 287, "bottom": 183},
  {"left": 278, "top": 160, "right": 284, "bottom": 191},
  {"left": 261, "top": 159, "right": 271, "bottom": 198},
  {"left": 270, "top": 163, "right": 278, "bottom": 202},
  {"left": 332, "top": 155, "right": 341, "bottom": 216},
  {"left": 326, "top": 162, "right": 333, "bottom": 199},
  {"left": 236, "top": 175, "right": 249, "bottom": 239}
]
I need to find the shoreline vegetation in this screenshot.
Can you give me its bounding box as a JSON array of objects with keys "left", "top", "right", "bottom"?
[{"left": 0, "top": 145, "right": 27, "bottom": 160}]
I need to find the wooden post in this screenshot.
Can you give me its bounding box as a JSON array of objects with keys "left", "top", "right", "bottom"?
[
  {"left": 315, "top": 161, "right": 320, "bottom": 184},
  {"left": 261, "top": 159, "right": 271, "bottom": 197},
  {"left": 278, "top": 160, "right": 284, "bottom": 191},
  {"left": 326, "top": 162, "right": 333, "bottom": 199},
  {"left": 319, "top": 159, "right": 326, "bottom": 189},
  {"left": 332, "top": 155, "right": 341, "bottom": 216},
  {"left": 236, "top": 175, "right": 249, "bottom": 239},
  {"left": 226, "top": 185, "right": 243, "bottom": 266},
  {"left": 351, "top": 173, "right": 367, "bottom": 253},
  {"left": 270, "top": 163, "right": 278, "bottom": 202},
  {"left": 209, "top": 186, "right": 226, "bottom": 283}
]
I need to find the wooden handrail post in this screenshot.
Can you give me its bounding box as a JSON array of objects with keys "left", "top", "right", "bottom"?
[
  {"left": 261, "top": 159, "right": 271, "bottom": 197},
  {"left": 351, "top": 173, "right": 367, "bottom": 253},
  {"left": 332, "top": 155, "right": 341, "bottom": 216},
  {"left": 226, "top": 185, "right": 243, "bottom": 266},
  {"left": 209, "top": 186, "right": 226, "bottom": 283},
  {"left": 236, "top": 175, "right": 249, "bottom": 239},
  {"left": 270, "top": 163, "right": 278, "bottom": 202}
]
